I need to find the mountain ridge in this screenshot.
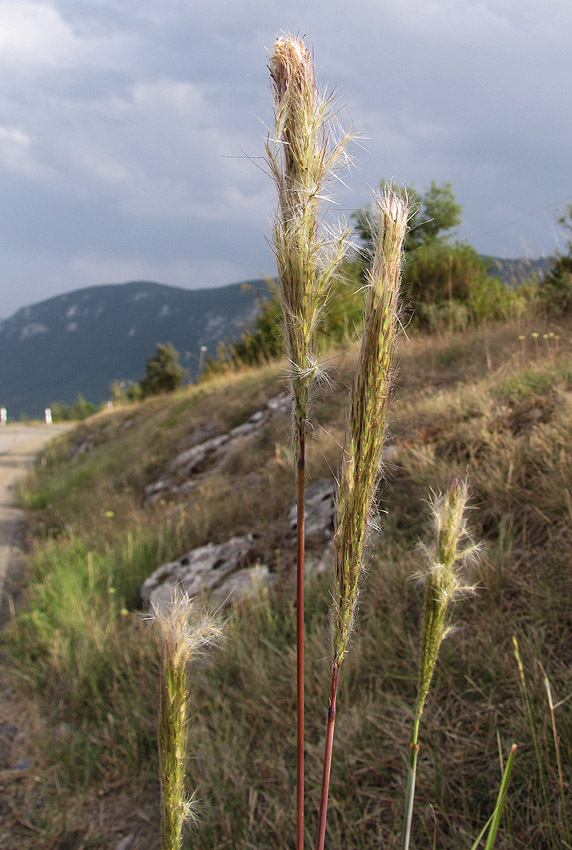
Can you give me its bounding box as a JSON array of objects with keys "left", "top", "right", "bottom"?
[{"left": 0, "top": 279, "right": 271, "bottom": 418}]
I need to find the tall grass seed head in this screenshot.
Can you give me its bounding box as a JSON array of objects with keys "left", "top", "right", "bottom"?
[
  {"left": 266, "top": 34, "right": 352, "bottom": 443},
  {"left": 332, "top": 185, "right": 409, "bottom": 668},
  {"left": 269, "top": 35, "right": 315, "bottom": 122},
  {"left": 415, "top": 478, "right": 480, "bottom": 717}
]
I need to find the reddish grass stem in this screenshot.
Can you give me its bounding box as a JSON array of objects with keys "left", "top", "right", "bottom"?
[
  {"left": 315, "top": 664, "right": 339, "bottom": 850},
  {"left": 296, "top": 424, "right": 306, "bottom": 850}
]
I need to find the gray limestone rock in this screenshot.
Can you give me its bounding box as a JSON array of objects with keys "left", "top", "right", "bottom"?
[
  {"left": 306, "top": 538, "right": 335, "bottom": 579},
  {"left": 289, "top": 478, "right": 336, "bottom": 540},
  {"left": 266, "top": 392, "right": 290, "bottom": 415},
  {"left": 170, "top": 432, "right": 230, "bottom": 475},
  {"left": 143, "top": 391, "right": 292, "bottom": 502},
  {"left": 13, "top": 756, "right": 34, "bottom": 770},
  {"left": 209, "top": 563, "right": 274, "bottom": 606},
  {"left": 141, "top": 535, "right": 258, "bottom": 608}
]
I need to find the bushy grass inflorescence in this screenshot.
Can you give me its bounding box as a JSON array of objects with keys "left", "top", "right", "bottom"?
[
  {"left": 415, "top": 477, "right": 479, "bottom": 718},
  {"left": 333, "top": 187, "right": 409, "bottom": 668},
  {"left": 316, "top": 187, "right": 409, "bottom": 850},
  {"left": 402, "top": 477, "right": 480, "bottom": 850},
  {"left": 266, "top": 34, "right": 351, "bottom": 442},
  {"left": 152, "top": 593, "right": 223, "bottom": 850}
]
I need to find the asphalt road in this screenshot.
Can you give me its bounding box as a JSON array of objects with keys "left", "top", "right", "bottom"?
[{"left": 0, "top": 423, "right": 73, "bottom": 624}]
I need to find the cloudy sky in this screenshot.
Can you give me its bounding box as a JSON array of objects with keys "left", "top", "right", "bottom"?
[{"left": 0, "top": 0, "right": 571, "bottom": 316}]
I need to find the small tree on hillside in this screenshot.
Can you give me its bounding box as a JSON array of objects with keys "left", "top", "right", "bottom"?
[
  {"left": 109, "top": 379, "right": 142, "bottom": 404},
  {"left": 140, "top": 343, "right": 187, "bottom": 398},
  {"left": 539, "top": 203, "right": 572, "bottom": 314}
]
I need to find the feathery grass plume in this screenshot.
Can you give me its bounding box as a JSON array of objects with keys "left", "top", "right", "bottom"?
[
  {"left": 266, "top": 34, "right": 352, "bottom": 442},
  {"left": 152, "top": 592, "right": 223, "bottom": 850},
  {"left": 402, "top": 478, "right": 479, "bottom": 850},
  {"left": 316, "top": 186, "right": 409, "bottom": 850},
  {"left": 266, "top": 35, "right": 351, "bottom": 850},
  {"left": 333, "top": 187, "right": 409, "bottom": 668},
  {"left": 415, "top": 477, "right": 479, "bottom": 718}
]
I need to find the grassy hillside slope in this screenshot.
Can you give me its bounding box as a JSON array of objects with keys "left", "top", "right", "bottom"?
[{"left": 1, "top": 317, "right": 571, "bottom": 849}]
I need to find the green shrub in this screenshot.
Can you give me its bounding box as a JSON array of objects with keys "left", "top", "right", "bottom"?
[
  {"left": 538, "top": 203, "right": 572, "bottom": 314},
  {"left": 539, "top": 266, "right": 572, "bottom": 315},
  {"left": 417, "top": 299, "right": 470, "bottom": 333},
  {"left": 404, "top": 241, "right": 491, "bottom": 309},
  {"left": 50, "top": 394, "right": 97, "bottom": 421},
  {"left": 467, "top": 274, "right": 534, "bottom": 322}
]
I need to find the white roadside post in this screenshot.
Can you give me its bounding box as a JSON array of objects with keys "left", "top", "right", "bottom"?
[
  {"left": 0, "top": 408, "right": 7, "bottom": 426},
  {"left": 45, "top": 408, "right": 52, "bottom": 425},
  {"left": 198, "top": 345, "right": 207, "bottom": 379}
]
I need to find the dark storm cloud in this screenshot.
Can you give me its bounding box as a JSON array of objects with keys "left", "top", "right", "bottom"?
[{"left": 0, "top": 0, "right": 570, "bottom": 314}]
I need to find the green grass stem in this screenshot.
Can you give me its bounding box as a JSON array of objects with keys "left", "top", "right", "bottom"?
[
  {"left": 513, "top": 637, "right": 557, "bottom": 847},
  {"left": 469, "top": 744, "right": 517, "bottom": 850},
  {"left": 540, "top": 663, "right": 571, "bottom": 844}
]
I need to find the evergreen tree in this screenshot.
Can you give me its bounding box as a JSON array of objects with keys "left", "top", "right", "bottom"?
[{"left": 140, "top": 343, "right": 187, "bottom": 398}]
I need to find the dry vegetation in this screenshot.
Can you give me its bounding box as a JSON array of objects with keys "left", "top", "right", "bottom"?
[{"left": 1, "top": 316, "right": 571, "bottom": 849}]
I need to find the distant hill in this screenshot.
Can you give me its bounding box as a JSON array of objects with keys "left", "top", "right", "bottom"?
[
  {"left": 484, "top": 255, "right": 552, "bottom": 285},
  {"left": 0, "top": 279, "right": 271, "bottom": 418}
]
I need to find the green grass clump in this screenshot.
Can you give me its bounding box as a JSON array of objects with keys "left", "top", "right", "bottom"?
[{"left": 499, "top": 359, "right": 572, "bottom": 404}]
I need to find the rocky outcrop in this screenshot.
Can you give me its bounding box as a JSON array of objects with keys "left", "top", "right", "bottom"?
[
  {"left": 141, "top": 534, "right": 273, "bottom": 609},
  {"left": 144, "top": 392, "right": 290, "bottom": 503},
  {"left": 141, "top": 475, "right": 337, "bottom": 608},
  {"left": 288, "top": 478, "right": 336, "bottom": 539},
  {"left": 139, "top": 403, "right": 406, "bottom": 609}
]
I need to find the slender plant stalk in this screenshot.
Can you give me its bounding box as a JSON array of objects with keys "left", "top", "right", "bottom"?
[
  {"left": 316, "top": 187, "right": 409, "bottom": 850},
  {"left": 512, "top": 637, "right": 556, "bottom": 846},
  {"left": 152, "top": 594, "right": 223, "bottom": 850},
  {"left": 402, "top": 715, "right": 421, "bottom": 850},
  {"left": 402, "top": 478, "right": 479, "bottom": 850},
  {"left": 539, "top": 662, "right": 570, "bottom": 842},
  {"left": 316, "top": 664, "right": 339, "bottom": 850},
  {"left": 296, "top": 423, "right": 306, "bottom": 850},
  {"left": 483, "top": 744, "right": 517, "bottom": 850},
  {"left": 466, "top": 744, "right": 517, "bottom": 850},
  {"left": 266, "top": 35, "right": 351, "bottom": 849}
]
